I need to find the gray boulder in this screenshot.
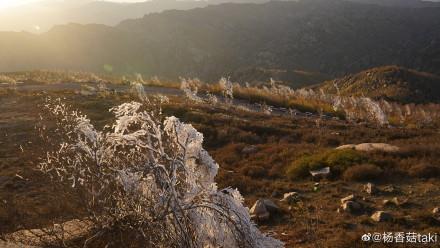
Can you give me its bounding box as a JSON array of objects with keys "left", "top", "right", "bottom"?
[
  {"left": 371, "top": 211, "right": 392, "bottom": 222},
  {"left": 280, "top": 192, "right": 299, "bottom": 204},
  {"left": 309, "top": 167, "right": 330, "bottom": 178},
  {"left": 242, "top": 145, "right": 258, "bottom": 154},
  {"left": 341, "top": 194, "right": 356, "bottom": 204},
  {"left": 336, "top": 143, "right": 399, "bottom": 153},
  {"left": 250, "top": 199, "right": 279, "bottom": 221},
  {"left": 341, "top": 201, "right": 362, "bottom": 214}
]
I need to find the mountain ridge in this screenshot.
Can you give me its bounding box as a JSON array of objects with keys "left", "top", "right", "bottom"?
[
  {"left": 1, "top": 0, "right": 440, "bottom": 86},
  {"left": 317, "top": 66, "right": 440, "bottom": 103}
]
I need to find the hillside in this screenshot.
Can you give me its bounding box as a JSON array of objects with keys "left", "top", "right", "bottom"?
[
  {"left": 349, "top": 0, "right": 440, "bottom": 7},
  {"left": 230, "top": 67, "right": 330, "bottom": 88},
  {"left": 318, "top": 66, "right": 440, "bottom": 103},
  {"left": 1, "top": 0, "right": 440, "bottom": 85},
  {"left": 0, "top": 0, "right": 270, "bottom": 33}
]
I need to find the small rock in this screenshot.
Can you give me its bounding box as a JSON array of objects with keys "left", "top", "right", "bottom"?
[
  {"left": 371, "top": 211, "right": 392, "bottom": 222},
  {"left": 382, "top": 185, "right": 397, "bottom": 194},
  {"left": 309, "top": 167, "right": 330, "bottom": 179},
  {"left": 280, "top": 192, "right": 299, "bottom": 204},
  {"left": 250, "top": 200, "right": 270, "bottom": 221},
  {"left": 313, "top": 182, "right": 320, "bottom": 192},
  {"left": 336, "top": 144, "right": 356, "bottom": 150},
  {"left": 341, "top": 201, "right": 362, "bottom": 214},
  {"left": 271, "top": 190, "right": 280, "bottom": 198},
  {"left": 336, "top": 143, "right": 399, "bottom": 152},
  {"left": 341, "top": 194, "right": 356, "bottom": 204},
  {"left": 383, "top": 197, "right": 399, "bottom": 206},
  {"left": 242, "top": 145, "right": 258, "bottom": 154},
  {"left": 364, "top": 183, "right": 378, "bottom": 195},
  {"left": 262, "top": 199, "right": 280, "bottom": 213}
]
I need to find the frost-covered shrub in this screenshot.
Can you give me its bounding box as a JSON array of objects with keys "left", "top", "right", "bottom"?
[
  {"left": 260, "top": 102, "right": 272, "bottom": 115},
  {"left": 130, "top": 80, "right": 148, "bottom": 101},
  {"left": 181, "top": 78, "right": 203, "bottom": 103},
  {"left": 0, "top": 74, "right": 17, "bottom": 89},
  {"left": 39, "top": 98, "right": 282, "bottom": 248},
  {"left": 219, "top": 77, "right": 234, "bottom": 104},
  {"left": 205, "top": 92, "right": 218, "bottom": 105}
]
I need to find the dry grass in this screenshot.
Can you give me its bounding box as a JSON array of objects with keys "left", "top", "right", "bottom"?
[
  {"left": 343, "top": 164, "right": 383, "bottom": 182},
  {"left": 1, "top": 87, "right": 440, "bottom": 247}
]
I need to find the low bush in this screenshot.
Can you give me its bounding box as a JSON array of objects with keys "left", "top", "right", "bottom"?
[
  {"left": 408, "top": 164, "right": 440, "bottom": 178},
  {"left": 240, "top": 165, "right": 267, "bottom": 178},
  {"left": 343, "top": 164, "right": 383, "bottom": 181},
  {"left": 325, "top": 149, "right": 366, "bottom": 173},
  {"left": 286, "top": 149, "right": 367, "bottom": 179}
]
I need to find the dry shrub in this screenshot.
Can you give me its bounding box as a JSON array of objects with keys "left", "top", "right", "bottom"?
[
  {"left": 240, "top": 166, "right": 267, "bottom": 178},
  {"left": 343, "top": 164, "right": 383, "bottom": 182},
  {"left": 408, "top": 164, "right": 440, "bottom": 178}
]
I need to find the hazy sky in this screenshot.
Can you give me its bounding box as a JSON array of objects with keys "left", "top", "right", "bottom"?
[{"left": 0, "top": 0, "right": 145, "bottom": 10}]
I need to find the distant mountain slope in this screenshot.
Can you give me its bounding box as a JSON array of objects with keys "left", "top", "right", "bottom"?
[
  {"left": 0, "top": 0, "right": 270, "bottom": 33},
  {"left": 318, "top": 66, "right": 440, "bottom": 103},
  {"left": 230, "top": 67, "right": 330, "bottom": 88},
  {"left": 348, "top": 0, "right": 440, "bottom": 7},
  {"left": 1, "top": 0, "right": 440, "bottom": 85}
]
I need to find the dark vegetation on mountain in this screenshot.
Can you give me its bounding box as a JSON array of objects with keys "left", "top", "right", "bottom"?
[
  {"left": 318, "top": 66, "right": 440, "bottom": 104},
  {"left": 230, "top": 67, "right": 330, "bottom": 88},
  {"left": 349, "top": 0, "right": 440, "bottom": 7},
  {"left": 1, "top": 0, "right": 440, "bottom": 86}
]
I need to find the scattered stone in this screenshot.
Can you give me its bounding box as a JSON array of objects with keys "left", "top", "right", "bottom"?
[
  {"left": 309, "top": 167, "right": 330, "bottom": 179},
  {"left": 371, "top": 211, "right": 392, "bottom": 222},
  {"left": 336, "top": 144, "right": 356, "bottom": 150},
  {"left": 341, "top": 194, "right": 356, "bottom": 204},
  {"left": 382, "top": 185, "right": 397, "bottom": 194},
  {"left": 250, "top": 200, "right": 270, "bottom": 221},
  {"left": 364, "top": 183, "right": 378, "bottom": 195},
  {"left": 340, "top": 195, "right": 363, "bottom": 214},
  {"left": 336, "top": 143, "right": 399, "bottom": 153},
  {"left": 313, "top": 183, "right": 320, "bottom": 192},
  {"left": 242, "top": 145, "right": 258, "bottom": 154},
  {"left": 250, "top": 199, "right": 279, "bottom": 221},
  {"left": 271, "top": 190, "right": 280, "bottom": 198},
  {"left": 262, "top": 199, "right": 280, "bottom": 213},
  {"left": 341, "top": 201, "right": 362, "bottom": 214},
  {"left": 383, "top": 197, "right": 400, "bottom": 206},
  {"left": 280, "top": 192, "right": 299, "bottom": 204}
]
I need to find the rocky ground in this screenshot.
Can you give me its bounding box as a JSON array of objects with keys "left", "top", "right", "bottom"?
[{"left": 1, "top": 85, "right": 439, "bottom": 247}]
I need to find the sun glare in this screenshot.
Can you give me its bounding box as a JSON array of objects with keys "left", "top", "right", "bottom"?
[{"left": 0, "top": 0, "right": 35, "bottom": 10}]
